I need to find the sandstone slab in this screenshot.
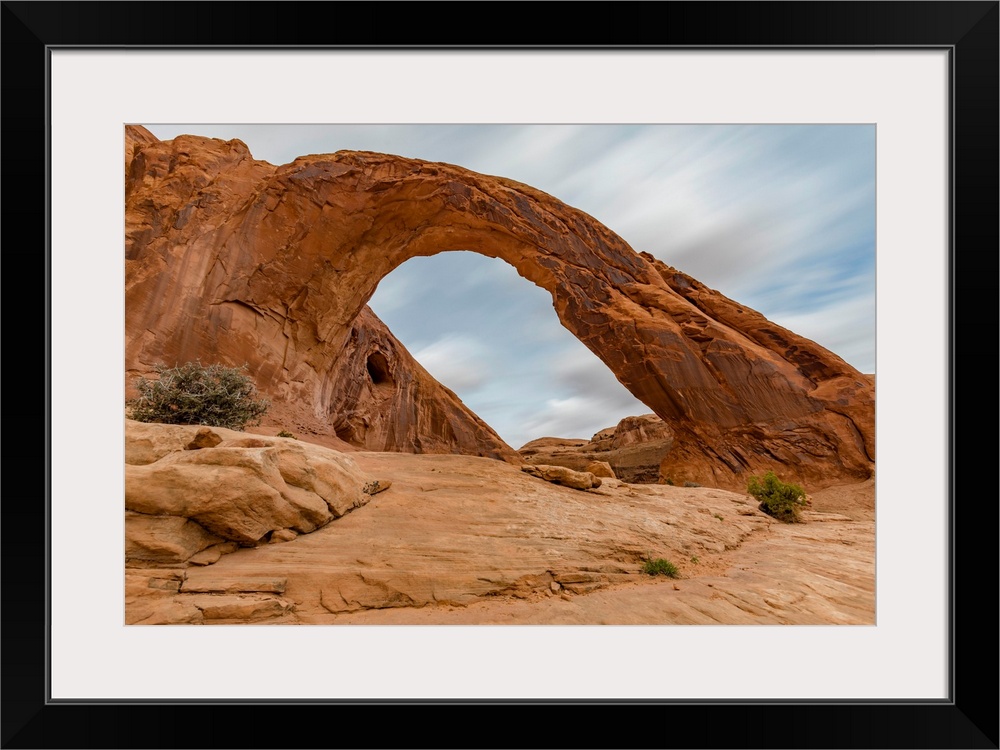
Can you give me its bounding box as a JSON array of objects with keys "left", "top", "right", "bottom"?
[
  {"left": 521, "top": 464, "right": 602, "bottom": 490},
  {"left": 180, "top": 576, "right": 287, "bottom": 594},
  {"left": 126, "top": 452, "right": 874, "bottom": 625},
  {"left": 125, "top": 512, "right": 222, "bottom": 566},
  {"left": 125, "top": 420, "right": 382, "bottom": 547},
  {"left": 187, "top": 594, "right": 294, "bottom": 622}
]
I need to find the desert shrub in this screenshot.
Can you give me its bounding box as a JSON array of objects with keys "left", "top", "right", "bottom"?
[
  {"left": 747, "top": 470, "right": 808, "bottom": 523},
  {"left": 276, "top": 430, "right": 296, "bottom": 439},
  {"left": 641, "top": 557, "right": 679, "bottom": 578},
  {"left": 128, "top": 361, "right": 270, "bottom": 431}
]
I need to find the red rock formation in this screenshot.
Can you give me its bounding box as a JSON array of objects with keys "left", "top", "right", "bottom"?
[
  {"left": 125, "top": 126, "right": 874, "bottom": 489},
  {"left": 520, "top": 414, "right": 675, "bottom": 484},
  {"left": 125, "top": 127, "right": 518, "bottom": 462}
]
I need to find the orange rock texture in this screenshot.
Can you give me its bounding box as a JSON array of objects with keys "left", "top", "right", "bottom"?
[
  {"left": 125, "top": 127, "right": 517, "bottom": 462},
  {"left": 125, "top": 126, "right": 874, "bottom": 489}
]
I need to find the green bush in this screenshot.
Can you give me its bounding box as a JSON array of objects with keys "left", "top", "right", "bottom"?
[
  {"left": 747, "top": 470, "right": 808, "bottom": 523},
  {"left": 641, "top": 557, "right": 679, "bottom": 578},
  {"left": 128, "top": 361, "right": 270, "bottom": 431}
]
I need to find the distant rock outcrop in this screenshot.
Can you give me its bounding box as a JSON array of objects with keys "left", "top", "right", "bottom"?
[
  {"left": 521, "top": 414, "right": 676, "bottom": 484},
  {"left": 125, "top": 126, "right": 874, "bottom": 489}
]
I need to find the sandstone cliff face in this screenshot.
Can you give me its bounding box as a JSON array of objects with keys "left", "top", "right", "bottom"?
[
  {"left": 125, "top": 126, "right": 518, "bottom": 462},
  {"left": 125, "top": 126, "right": 874, "bottom": 489}
]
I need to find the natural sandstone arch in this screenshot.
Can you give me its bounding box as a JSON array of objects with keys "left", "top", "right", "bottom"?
[
  {"left": 366, "top": 249, "right": 645, "bottom": 446},
  {"left": 125, "top": 127, "right": 874, "bottom": 489}
]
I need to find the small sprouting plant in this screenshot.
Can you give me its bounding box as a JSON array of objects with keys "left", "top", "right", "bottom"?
[
  {"left": 690, "top": 555, "right": 700, "bottom": 564},
  {"left": 713, "top": 513, "right": 724, "bottom": 522},
  {"left": 664, "top": 477, "right": 675, "bottom": 486},
  {"left": 747, "top": 470, "right": 808, "bottom": 523},
  {"left": 641, "top": 556, "right": 679, "bottom": 578}
]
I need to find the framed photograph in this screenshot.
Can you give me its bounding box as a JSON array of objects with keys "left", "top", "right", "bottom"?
[{"left": 5, "top": 2, "right": 996, "bottom": 747}]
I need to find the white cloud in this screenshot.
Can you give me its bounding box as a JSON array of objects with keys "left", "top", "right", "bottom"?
[
  {"left": 411, "top": 334, "right": 491, "bottom": 392},
  {"left": 520, "top": 394, "right": 645, "bottom": 444},
  {"left": 367, "top": 273, "right": 413, "bottom": 315}
]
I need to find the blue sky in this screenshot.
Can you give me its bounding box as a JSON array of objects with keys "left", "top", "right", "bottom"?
[{"left": 144, "top": 124, "right": 876, "bottom": 449}]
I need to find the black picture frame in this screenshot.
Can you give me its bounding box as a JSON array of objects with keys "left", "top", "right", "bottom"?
[{"left": 3, "top": 2, "right": 997, "bottom": 748}]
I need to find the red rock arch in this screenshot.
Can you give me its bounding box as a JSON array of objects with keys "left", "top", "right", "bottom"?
[{"left": 126, "top": 128, "right": 873, "bottom": 489}]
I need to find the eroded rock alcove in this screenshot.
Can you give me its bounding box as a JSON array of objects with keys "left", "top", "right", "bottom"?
[{"left": 125, "top": 126, "right": 874, "bottom": 489}]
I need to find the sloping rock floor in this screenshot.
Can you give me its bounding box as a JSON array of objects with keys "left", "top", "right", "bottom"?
[{"left": 126, "top": 454, "right": 873, "bottom": 626}]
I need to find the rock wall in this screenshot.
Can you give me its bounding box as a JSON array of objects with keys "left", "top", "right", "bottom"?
[
  {"left": 125, "top": 126, "right": 874, "bottom": 489},
  {"left": 125, "top": 126, "right": 518, "bottom": 462}
]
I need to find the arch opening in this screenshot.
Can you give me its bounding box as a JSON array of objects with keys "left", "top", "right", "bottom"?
[{"left": 367, "top": 251, "right": 650, "bottom": 451}]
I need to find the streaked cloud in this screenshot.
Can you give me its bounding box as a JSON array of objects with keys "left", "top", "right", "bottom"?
[
  {"left": 411, "top": 334, "right": 491, "bottom": 392},
  {"left": 520, "top": 393, "right": 651, "bottom": 445}
]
